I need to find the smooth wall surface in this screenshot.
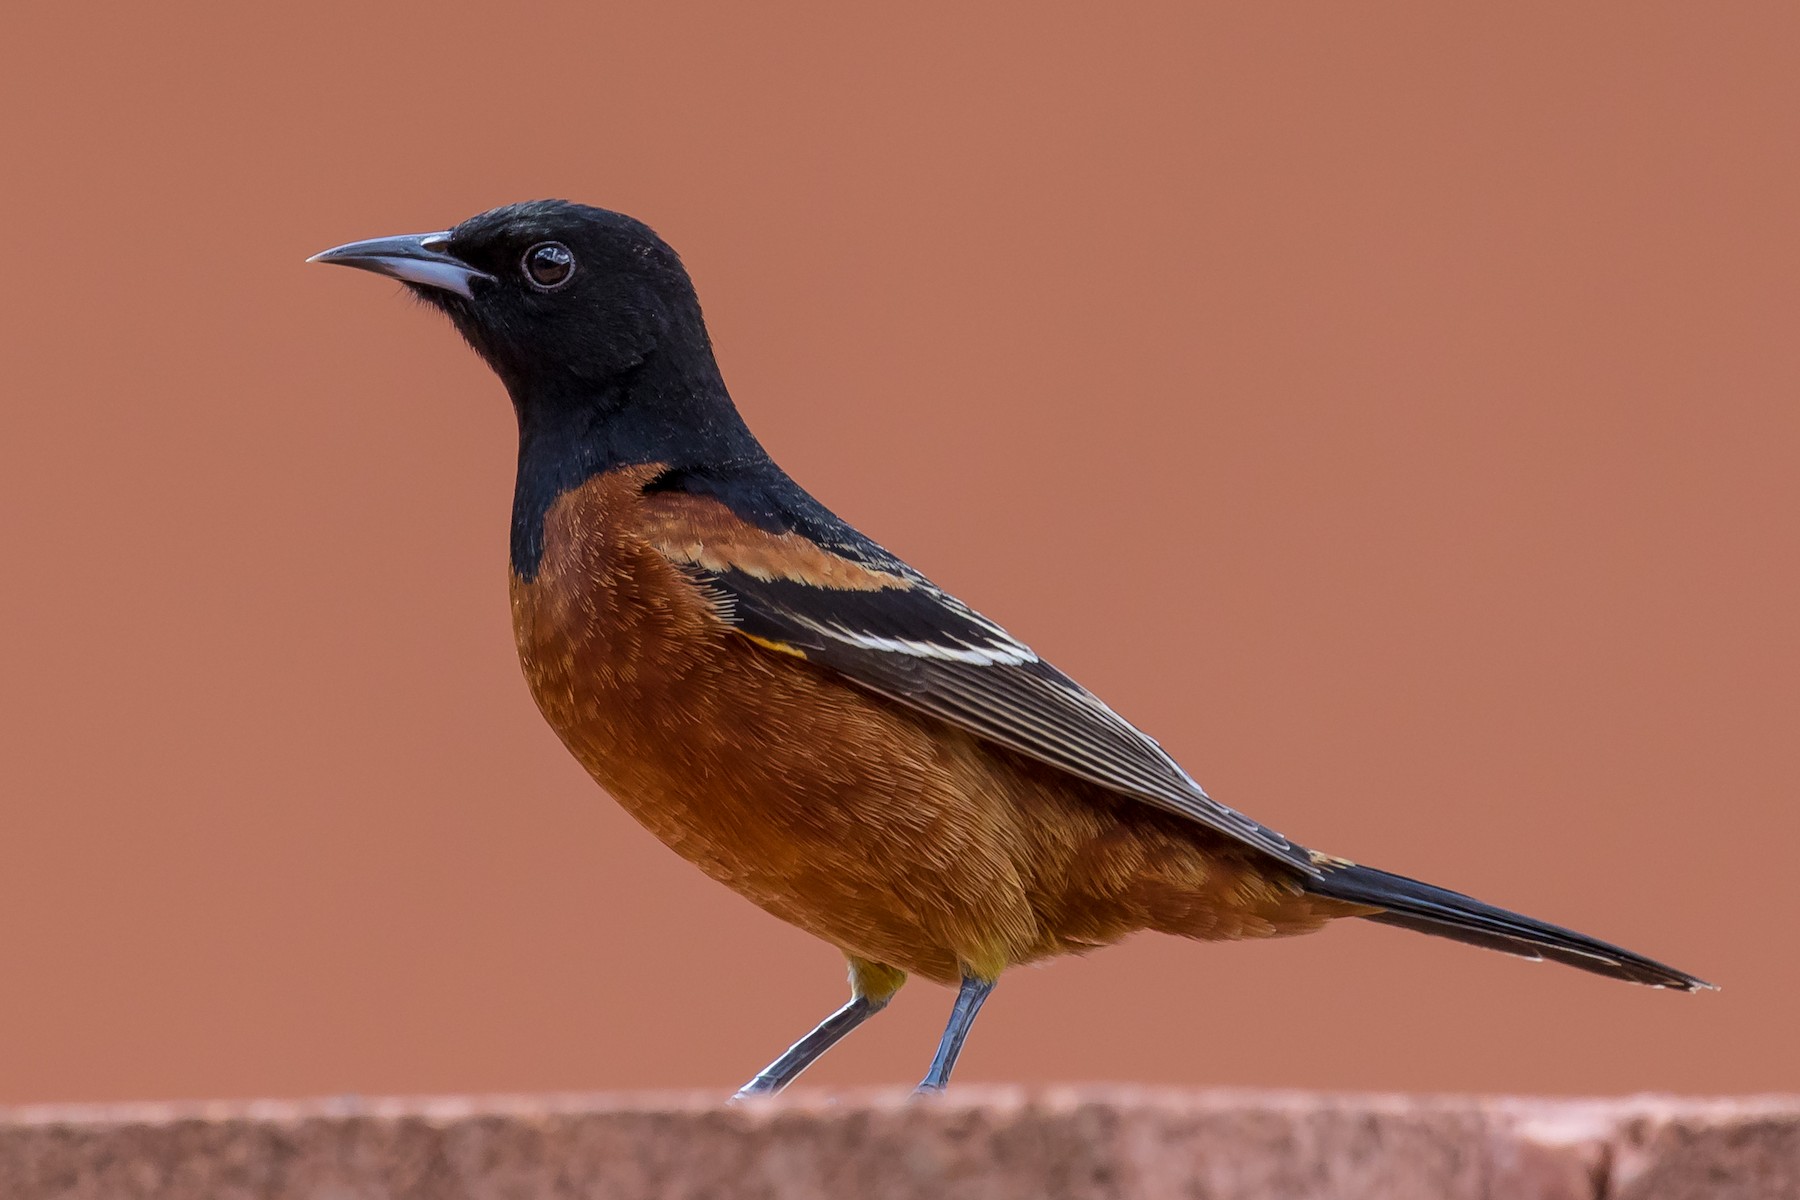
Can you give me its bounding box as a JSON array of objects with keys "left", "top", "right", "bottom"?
[{"left": 1, "top": 3, "right": 1792, "bottom": 1103}]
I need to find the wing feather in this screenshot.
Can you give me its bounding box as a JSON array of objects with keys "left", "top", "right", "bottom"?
[{"left": 639, "top": 479, "right": 1315, "bottom": 873}]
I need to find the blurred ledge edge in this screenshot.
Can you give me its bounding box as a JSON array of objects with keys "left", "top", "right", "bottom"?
[{"left": 4, "top": 1087, "right": 1797, "bottom": 1200}]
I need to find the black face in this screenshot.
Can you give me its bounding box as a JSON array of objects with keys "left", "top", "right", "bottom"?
[
  {"left": 313, "top": 199, "right": 763, "bottom": 577},
  {"left": 312, "top": 199, "right": 711, "bottom": 400},
  {"left": 424, "top": 200, "right": 708, "bottom": 396}
]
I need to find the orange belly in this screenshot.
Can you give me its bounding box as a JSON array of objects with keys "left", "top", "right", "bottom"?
[{"left": 510, "top": 469, "right": 1352, "bottom": 984}]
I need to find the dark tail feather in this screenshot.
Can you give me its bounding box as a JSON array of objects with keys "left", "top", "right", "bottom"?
[{"left": 1307, "top": 861, "right": 1712, "bottom": 992}]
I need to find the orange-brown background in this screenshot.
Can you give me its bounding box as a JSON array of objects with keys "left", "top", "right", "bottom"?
[{"left": 1, "top": 3, "right": 1793, "bottom": 1104}]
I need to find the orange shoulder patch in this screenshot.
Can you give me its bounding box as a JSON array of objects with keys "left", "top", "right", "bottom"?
[{"left": 637, "top": 489, "right": 912, "bottom": 593}]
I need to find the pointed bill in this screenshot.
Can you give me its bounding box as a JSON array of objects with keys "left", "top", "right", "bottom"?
[{"left": 307, "top": 232, "right": 496, "bottom": 298}]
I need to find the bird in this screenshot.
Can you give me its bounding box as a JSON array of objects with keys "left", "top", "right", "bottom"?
[{"left": 310, "top": 199, "right": 1709, "bottom": 1097}]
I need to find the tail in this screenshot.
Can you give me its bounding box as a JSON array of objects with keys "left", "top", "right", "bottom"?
[{"left": 1306, "top": 859, "right": 1712, "bottom": 991}]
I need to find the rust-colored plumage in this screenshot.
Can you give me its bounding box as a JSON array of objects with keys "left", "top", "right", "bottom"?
[
  {"left": 312, "top": 199, "right": 1708, "bottom": 1097},
  {"left": 512, "top": 466, "right": 1364, "bottom": 989}
]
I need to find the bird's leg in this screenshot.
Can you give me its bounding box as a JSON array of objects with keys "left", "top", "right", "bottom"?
[
  {"left": 731, "top": 996, "right": 887, "bottom": 1099},
  {"left": 732, "top": 958, "right": 904, "bottom": 1100},
  {"left": 915, "top": 973, "right": 996, "bottom": 1093}
]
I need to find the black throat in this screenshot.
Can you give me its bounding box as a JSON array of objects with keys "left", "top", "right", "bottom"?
[{"left": 508, "top": 339, "right": 766, "bottom": 580}]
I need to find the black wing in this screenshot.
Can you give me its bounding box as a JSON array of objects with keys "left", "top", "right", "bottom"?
[
  {"left": 712, "top": 570, "right": 1315, "bottom": 874},
  {"left": 637, "top": 465, "right": 1315, "bottom": 875}
]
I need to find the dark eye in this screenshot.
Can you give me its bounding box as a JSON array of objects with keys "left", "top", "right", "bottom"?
[{"left": 522, "top": 242, "right": 575, "bottom": 290}]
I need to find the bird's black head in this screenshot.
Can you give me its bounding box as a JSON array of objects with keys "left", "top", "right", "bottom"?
[
  {"left": 312, "top": 199, "right": 712, "bottom": 400},
  {"left": 312, "top": 200, "right": 774, "bottom": 578}
]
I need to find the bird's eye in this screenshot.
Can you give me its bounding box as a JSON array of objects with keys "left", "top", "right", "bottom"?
[{"left": 522, "top": 242, "right": 576, "bottom": 290}]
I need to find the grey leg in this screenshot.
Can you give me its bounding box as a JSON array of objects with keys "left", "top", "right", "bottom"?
[
  {"left": 916, "top": 974, "right": 996, "bottom": 1093},
  {"left": 732, "top": 994, "right": 890, "bottom": 1099}
]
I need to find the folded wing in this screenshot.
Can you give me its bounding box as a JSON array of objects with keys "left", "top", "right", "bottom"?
[{"left": 638, "top": 480, "right": 1317, "bottom": 875}]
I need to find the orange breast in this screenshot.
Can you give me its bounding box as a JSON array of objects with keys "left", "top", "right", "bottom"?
[{"left": 509, "top": 467, "right": 1350, "bottom": 983}]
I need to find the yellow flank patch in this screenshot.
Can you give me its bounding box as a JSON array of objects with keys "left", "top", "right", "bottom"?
[
  {"left": 848, "top": 958, "right": 908, "bottom": 1003},
  {"left": 737, "top": 631, "right": 809, "bottom": 659},
  {"left": 958, "top": 940, "right": 1013, "bottom": 984}
]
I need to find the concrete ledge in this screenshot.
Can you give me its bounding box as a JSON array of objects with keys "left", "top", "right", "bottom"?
[{"left": 3, "top": 1089, "right": 1796, "bottom": 1199}]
